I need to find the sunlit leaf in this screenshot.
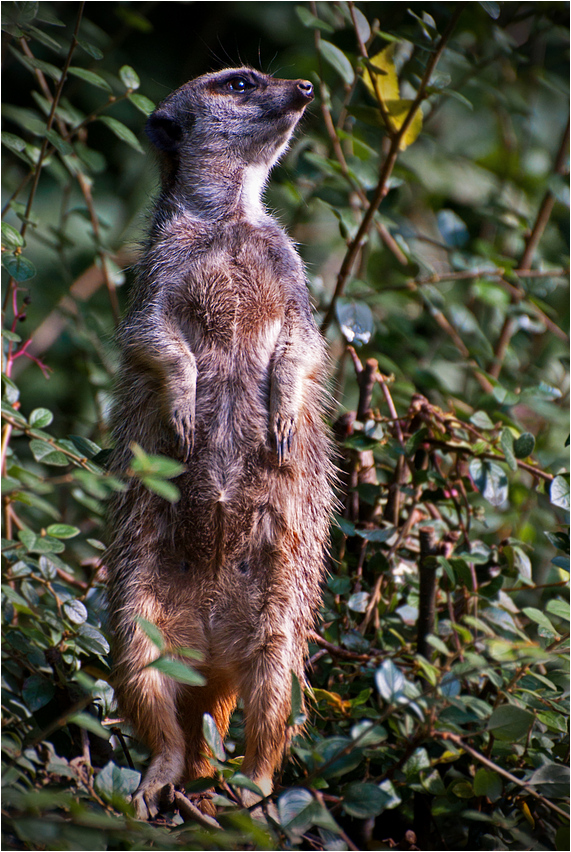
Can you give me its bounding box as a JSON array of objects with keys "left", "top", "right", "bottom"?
[
  {"left": 550, "top": 475, "right": 570, "bottom": 511},
  {"left": 469, "top": 459, "right": 508, "bottom": 506},
  {"left": 336, "top": 298, "right": 374, "bottom": 344},
  {"left": 363, "top": 45, "right": 423, "bottom": 149},
  {"left": 119, "top": 65, "right": 140, "bottom": 90}
]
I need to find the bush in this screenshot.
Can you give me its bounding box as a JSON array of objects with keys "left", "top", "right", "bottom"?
[{"left": 2, "top": 2, "right": 569, "bottom": 849}]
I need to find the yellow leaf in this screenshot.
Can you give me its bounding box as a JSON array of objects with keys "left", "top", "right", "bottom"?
[
  {"left": 517, "top": 799, "right": 535, "bottom": 828},
  {"left": 364, "top": 44, "right": 400, "bottom": 105},
  {"left": 363, "top": 45, "right": 423, "bottom": 150},
  {"left": 435, "top": 749, "right": 463, "bottom": 764},
  {"left": 312, "top": 688, "right": 352, "bottom": 714},
  {"left": 385, "top": 100, "right": 423, "bottom": 150}
]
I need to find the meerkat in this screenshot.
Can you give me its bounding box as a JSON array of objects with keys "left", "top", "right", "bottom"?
[{"left": 106, "top": 67, "right": 334, "bottom": 820}]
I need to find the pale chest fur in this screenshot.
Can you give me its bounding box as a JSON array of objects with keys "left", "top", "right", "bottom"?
[{"left": 157, "top": 217, "right": 306, "bottom": 357}]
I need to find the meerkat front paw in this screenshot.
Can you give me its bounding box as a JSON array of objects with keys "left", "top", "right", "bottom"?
[
  {"left": 272, "top": 412, "right": 296, "bottom": 465},
  {"left": 171, "top": 402, "right": 194, "bottom": 459}
]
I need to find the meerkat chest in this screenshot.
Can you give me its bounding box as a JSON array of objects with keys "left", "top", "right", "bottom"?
[{"left": 177, "top": 232, "right": 300, "bottom": 350}]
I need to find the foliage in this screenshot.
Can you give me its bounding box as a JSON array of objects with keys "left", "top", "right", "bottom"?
[{"left": 1, "top": 2, "right": 569, "bottom": 850}]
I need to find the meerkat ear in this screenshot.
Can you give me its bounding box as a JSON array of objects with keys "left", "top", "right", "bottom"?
[{"left": 145, "top": 112, "right": 185, "bottom": 153}]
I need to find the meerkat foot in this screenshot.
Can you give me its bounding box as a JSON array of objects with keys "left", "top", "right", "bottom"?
[{"left": 132, "top": 786, "right": 161, "bottom": 820}]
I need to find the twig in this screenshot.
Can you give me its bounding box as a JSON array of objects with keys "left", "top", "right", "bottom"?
[
  {"left": 2, "top": 3, "right": 84, "bottom": 314},
  {"left": 425, "top": 439, "right": 554, "bottom": 482},
  {"left": 320, "top": 4, "right": 467, "bottom": 334},
  {"left": 309, "top": 630, "right": 378, "bottom": 662},
  {"left": 438, "top": 731, "right": 570, "bottom": 821},
  {"left": 489, "top": 115, "right": 570, "bottom": 379},
  {"left": 417, "top": 527, "right": 440, "bottom": 659},
  {"left": 311, "top": 6, "right": 408, "bottom": 265},
  {"left": 173, "top": 790, "right": 222, "bottom": 829}
]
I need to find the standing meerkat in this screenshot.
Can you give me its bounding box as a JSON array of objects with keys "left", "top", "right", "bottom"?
[{"left": 106, "top": 66, "right": 334, "bottom": 820}]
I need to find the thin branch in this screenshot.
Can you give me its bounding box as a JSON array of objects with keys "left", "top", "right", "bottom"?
[
  {"left": 321, "top": 4, "right": 467, "bottom": 334},
  {"left": 311, "top": 6, "right": 408, "bottom": 265},
  {"left": 2, "top": 3, "right": 84, "bottom": 314},
  {"left": 489, "top": 115, "right": 570, "bottom": 379},
  {"left": 438, "top": 731, "right": 570, "bottom": 821}
]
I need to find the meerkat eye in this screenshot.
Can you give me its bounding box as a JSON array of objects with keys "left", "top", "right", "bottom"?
[{"left": 226, "top": 76, "right": 254, "bottom": 93}]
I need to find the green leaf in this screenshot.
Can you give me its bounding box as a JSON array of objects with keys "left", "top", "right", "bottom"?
[
  {"left": 355, "top": 527, "right": 395, "bottom": 544},
  {"left": 146, "top": 656, "right": 205, "bottom": 686},
  {"left": 513, "top": 432, "right": 535, "bottom": 459},
  {"left": 500, "top": 428, "right": 517, "bottom": 471},
  {"left": 545, "top": 598, "right": 570, "bottom": 621},
  {"left": 45, "top": 129, "right": 73, "bottom": 156},
  {"left": 318, "top": 41, "right": 354, "bottom": 85},
  {"left": 17, "top": 529, "right": 65, "bottom": 554},
  {"left": 335, "top": 515, "right": 356, "bottom": 536},
  {"left": 528, "top": 763, "right": 570, "bottom": 799},
  {"left": 67, "top": 66, "right": 112, "bottom": 91},
  {"left": 351, "top": 6, "right": 371, "bottom": 44},
  {"left": 77, "top": 39, "right": 104, "bottom": 60},
  {"left": 135, "top": 617, "right": 165, "bottom": 650},
  {"left": 128, "top": 92, "right": 155, "bottom": 115},
  {"left": 29, "top": 440, "right": 68, "bottom": 466},
  {"left": 98, "top": 116, "right": 144, "bottom": 153},
  {"left": 63, "top": 599, "right": 88, "bottom": 625},
  {"left": 347, "top": 592, "right": 369, "bottom": 612},
  {"left": 522, "top": 607, "right": 560, "bottom": 637},
  {"left": 202, "top": 712, "right": 225, "bottom": 761},
  {"left": 1, "top": 222, "right": 24, "bottom": 249},
  {"left": 550, "top": 475, "right": 570, "bottom": 511},
  {"left": 46, "top": 524, "right": 80, "bottom": 539},
  {"left": 77, "top": 624, "right": 110, "bottom": 655},
  {"left": 119, "top": 65, "right": 140, "bottom": 90},
  {"left": 350, "top": 720, "right": 387, "bottom": 746},
  {"left": 9, "top": 47, "right": 62, "bottom": 82},
  {"left": 487, "top": 704, "right": 534, "bottom": 741},
  {"left": 129, "top": 444, "right": 185, "bottom": 478},
  {"left": 1, "top": 253, "right": 36, "bottom": 282},
  {"left": 141, "top": 476, "right": 180, "bottom": 502},
  {"left": 425, "top": 634, "right": 451, "bottom": 656},
  {"left": 289, "top": 670, "right": 305, "bottom": 726},
  {"left": 342, "top": 782, "right": 387, "bottom": 818},
  {"left": 469, "top": 458, "right": 508, "bottom": 507},
  {"left": 473, "top": 768, "right": 502, "bottom": 801},
  {"left": 68, "top": 435, "right": 102, "bottom": 458},
  {"left": 22, "top": 674, "right": 55, "bottom": 712},
  {"left": 228, "top": 773, "right": 264, "bottom": 795},
  {"left": 29, "top": 408, "right": 53, "bottom": 428},
  {"left": 295, "top": 5, "right": 334, "bottom": 32},
  {"left": 94, "top": 761, "right": 140, "bottom": 804},
  {"left": 38, "top": 556, "right": 57, "bottom": 579},
  {"left": 278, "top": 787, "right": 315, "bottom": 833},
  {"left": 68, "top": 712, "right": 110, "bottom": 740},
  {"left": 479, "top": 2, "right": 501, "bottom": 19},
  {"left": 375, "top": 660, "right": 405, "bottom": 702},
  {"left": 336, "top": 299, "right": 374, "bottom": 345}
]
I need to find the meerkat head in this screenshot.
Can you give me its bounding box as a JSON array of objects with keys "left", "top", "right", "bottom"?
[{"left": 146, "top": 67, "right": 313, "bottom": 171}]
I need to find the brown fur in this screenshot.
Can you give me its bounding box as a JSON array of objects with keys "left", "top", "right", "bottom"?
[{"left": 106, "top": 67, "right": 334, "bottom": 819}]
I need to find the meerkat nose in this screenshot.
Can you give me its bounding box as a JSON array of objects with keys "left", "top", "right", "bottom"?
[{"left": 297, "top": 80, "right": 314, "bottom": 100}]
